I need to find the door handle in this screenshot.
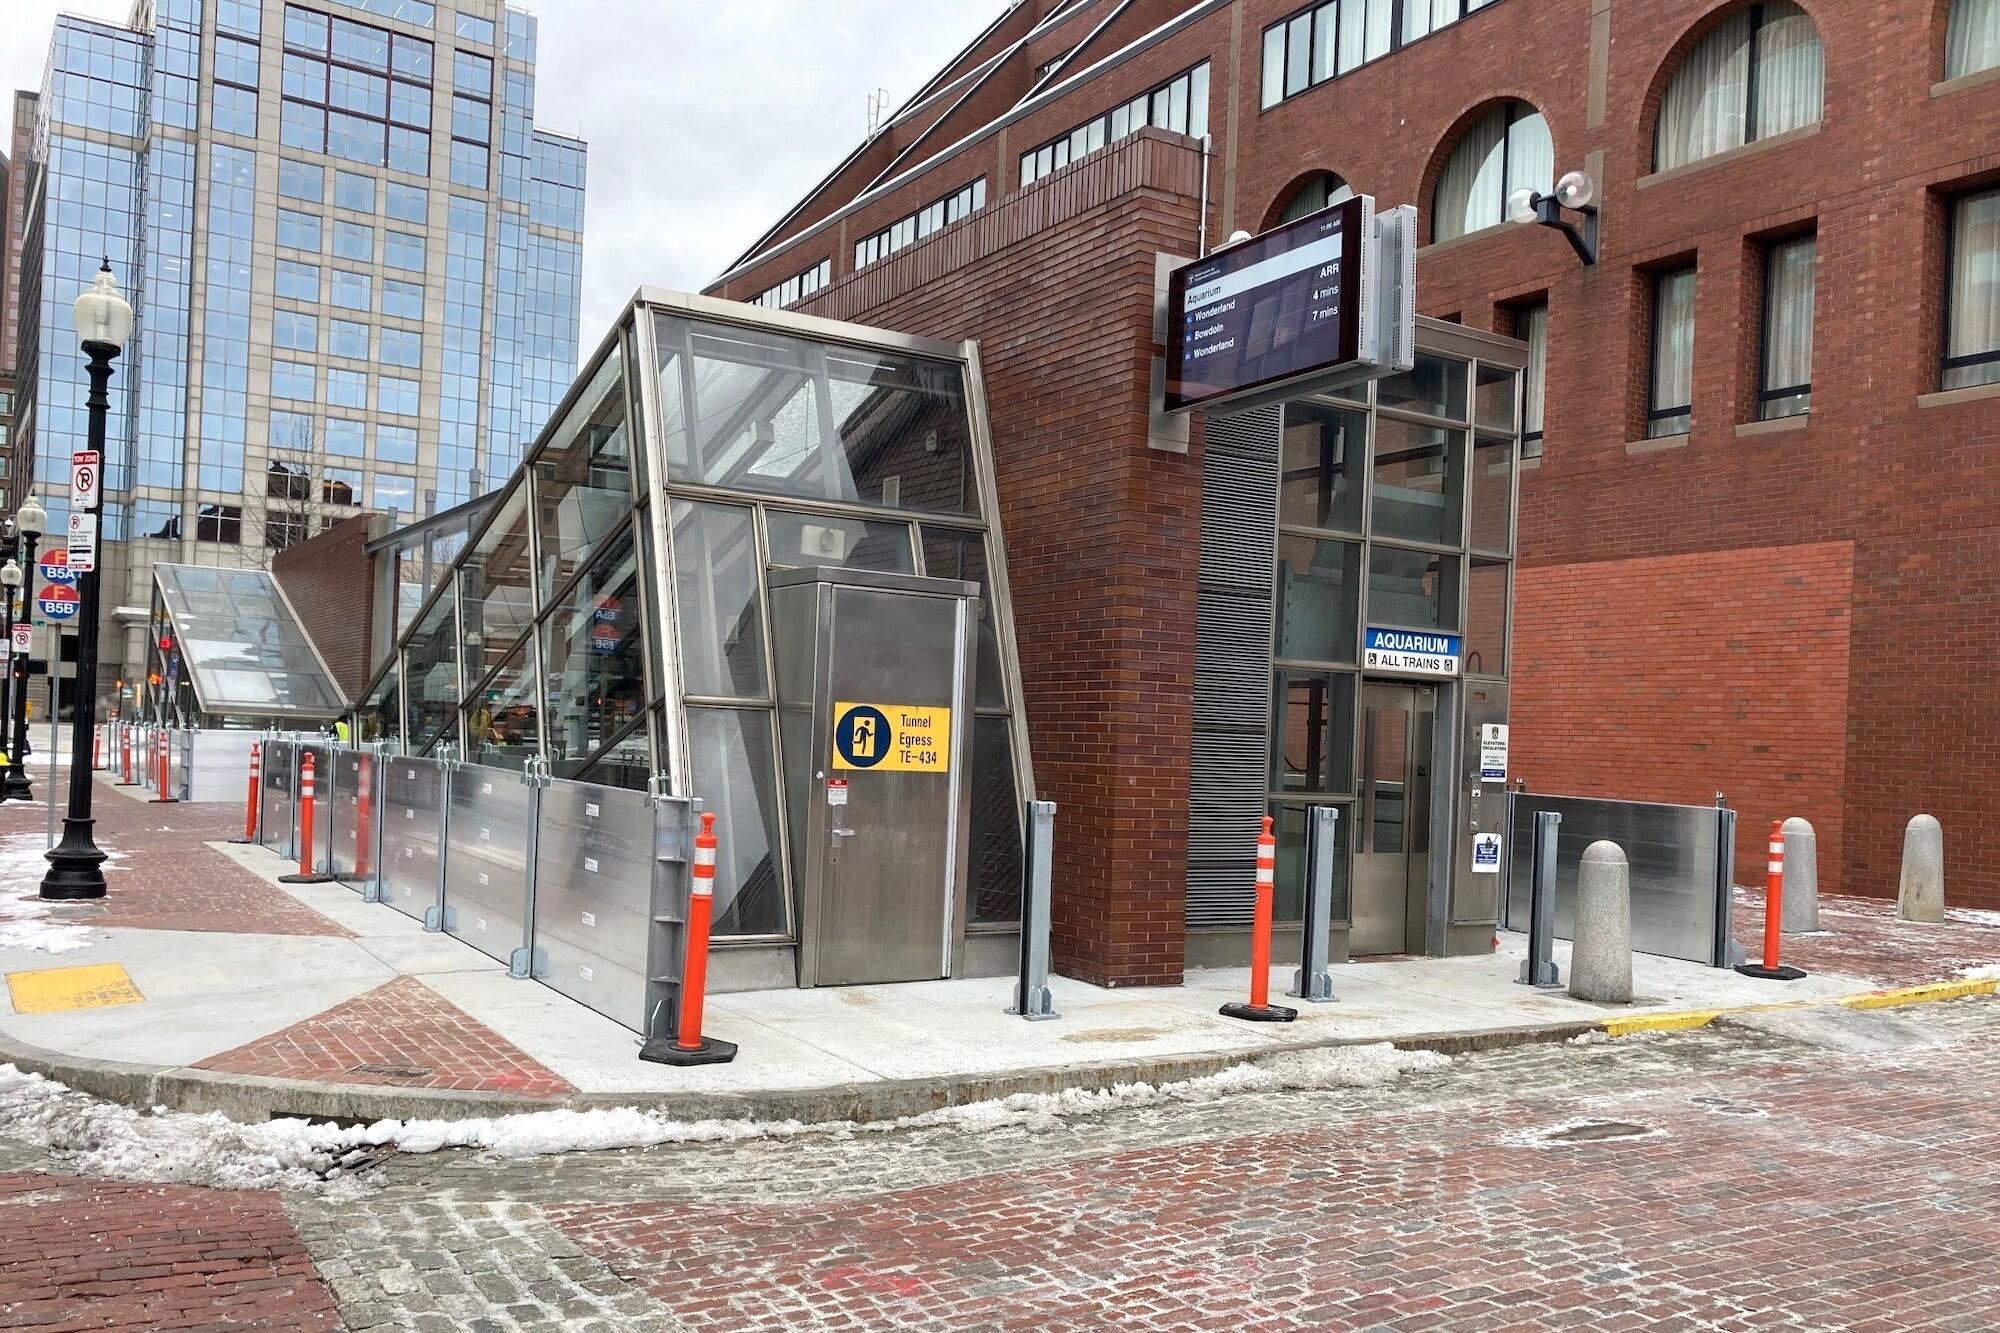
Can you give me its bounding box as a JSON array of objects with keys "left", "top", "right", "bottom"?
[{"left": 830, "top": 828, "right": 857, "bottom": 838}]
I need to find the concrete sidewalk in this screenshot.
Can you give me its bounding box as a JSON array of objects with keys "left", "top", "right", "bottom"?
[{"left": 3, "top": 777, "right": 1999, "bottom": 1124}]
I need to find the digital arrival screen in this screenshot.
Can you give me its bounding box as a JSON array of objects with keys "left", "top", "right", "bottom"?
[{"left": 1164, "top": 198, "right": 1366, "bottom": 412}]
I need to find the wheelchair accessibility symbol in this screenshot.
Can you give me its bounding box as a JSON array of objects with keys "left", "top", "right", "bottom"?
[{"left": 833, "top": 705, "right": 893, "bottom": 769}]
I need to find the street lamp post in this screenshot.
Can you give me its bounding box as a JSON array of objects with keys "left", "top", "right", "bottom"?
[
  {"left": 2, "top": 498, "right": 42, "bottom": 804},
  {"left": 0, "top": 544, "right": 16, "bottom": 798},
  {"left": 41, "top": 261, "right": 131, "bottom": 901}
]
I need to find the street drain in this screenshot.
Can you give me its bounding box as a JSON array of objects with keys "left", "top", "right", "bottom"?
[
  {"left": 1691, "top": 1096, "right": 1768, "bottom": 1118},
  {"left": 1542, "top": 1120, "right": 1655, "bottom": 1144}
]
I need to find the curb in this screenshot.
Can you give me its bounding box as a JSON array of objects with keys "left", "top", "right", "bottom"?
[
  {"left": 7, "top": 975, "right": 1992, "bottom": 1127},
  {"left": 1599, "top": 975, "right": 2000, "bottom": 1036}
]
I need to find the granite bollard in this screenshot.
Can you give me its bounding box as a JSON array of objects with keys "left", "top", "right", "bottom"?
[
  {"left": 1569, "top": 840, "right": 1633, "bottom": 1004},
  {"left": 1898, "top": 814, "right": 1945, "bottom": 923},
  {"left": 1781, "top": 817, "right": 1818, "bottom": 934}
]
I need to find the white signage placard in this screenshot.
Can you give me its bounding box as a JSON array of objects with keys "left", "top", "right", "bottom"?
[
  {"left": 1472, "top": 833, "right": 1502, "bottom": 874},
  {"left": 1363, "top": 627, "right": 1461, "bottom": 678},
  {"left": 66, "top": 512, "right": 98, "bottom": 573},
  {"left": 71, "top": 449, "right": 101, "bottom": 508},
  {"left": 1479, "top": 723, "right": 1509, "bottom": 783}
]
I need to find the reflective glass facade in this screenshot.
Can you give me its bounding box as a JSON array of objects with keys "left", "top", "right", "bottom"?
[
  {"left": 355, "top": 293, "right": 1035, "bottom": 941},
  {"left": 14, "top": 0, "right": 585, "bottom": 702}
]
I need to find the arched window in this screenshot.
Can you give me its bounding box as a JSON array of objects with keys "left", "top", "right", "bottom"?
[
  {"left": 1275, "top": 172, "right": 1355, "bottom": 225},
  {"left": 1947, "top": 0, "right": 2000, "bottom": 79},
  {"left": 1431, "top": 102, "right": 1552, "bottom": 243},
  {"left": 1654, "top": 2, "right": 1824, "bottom": 172}
]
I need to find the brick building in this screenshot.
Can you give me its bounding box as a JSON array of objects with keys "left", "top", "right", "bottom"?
[{"left": 699, "top": 0, "right": 2000, "bottom": 982}]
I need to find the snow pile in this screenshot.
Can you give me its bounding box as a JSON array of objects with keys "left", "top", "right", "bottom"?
[
  {"left": 0, "top": 1041, "right": 1451, "bottom": 1185},
  {"left": 1956, "top": 962, "right": 2000, "bottom": 980},
  {"left": 0, "top": 834, "right": 99, "bottom": 954}
]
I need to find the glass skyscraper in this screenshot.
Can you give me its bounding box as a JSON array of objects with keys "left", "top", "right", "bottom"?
[{"left": 11, "top": 0, "right": 585, "bottom": 696}]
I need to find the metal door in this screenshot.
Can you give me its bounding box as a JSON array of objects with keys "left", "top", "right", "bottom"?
[
  {"left": 1353, "top": 683, "right": 1434, "bottom": 954},
  {"left": 771, "top": 567, "right": 976, "bottom": 988}
]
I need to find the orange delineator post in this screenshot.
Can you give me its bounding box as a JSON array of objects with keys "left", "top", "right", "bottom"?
[
  {"left": 149, "top": 731, "right": 176, "bottom": 803},
  {"left": 1220, "top": 815, "right": 1298, "bottom": 1022},
  {"left": 231, "top": 741, "right": 261, "bottom": 844},
  {"left": 353, "top": 758, "right": 372, "bottom": 881},
  {"left": 1735, "top": 818, "right": 1807, "bottom": 981},
  {"left": 117, "top": 728, "right": 134, "bottom": 784},
  {"left": 93, "top": 727, "right": 103, "bottom": 771},
  {"left": 645, "top": 809, "right": 738, "bottom": 1065},
  {"left": 279, "top": 753, "right": 332, "bottom": 884}
]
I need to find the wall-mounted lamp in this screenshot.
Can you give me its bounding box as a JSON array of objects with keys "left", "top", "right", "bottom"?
[{"left": 1507, "top": 170, "right": 1598, "bottom": 266}]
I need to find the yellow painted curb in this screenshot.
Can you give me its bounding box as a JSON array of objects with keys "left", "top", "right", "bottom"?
[
  {"left": 1842, "top": 977, "right": 1999, "bottom": 1010},
  {"left": 1603, "top": 1009, "right": 1725, "bottom": 1036}
]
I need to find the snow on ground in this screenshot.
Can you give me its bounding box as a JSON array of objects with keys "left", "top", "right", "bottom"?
[
  {"left": 1957, "top": 963, "right": 2000, "bottom": 980},
  {"left": 0, "top": 1043, "right": 1450, "bottom": 1190},
  {"left": 0, "top": 833, "right": 103, "bottom": 954}
]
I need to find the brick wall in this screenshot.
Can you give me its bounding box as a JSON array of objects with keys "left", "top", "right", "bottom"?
[
  {"left": 272, "top": 513, "right": 377, "bottom": 703},
  {"left": 802, "top": 132, "right": 1207, "bottom": 985},
  {"left": 1512, "top": 542, "right": 1854, "bottom": 894}
]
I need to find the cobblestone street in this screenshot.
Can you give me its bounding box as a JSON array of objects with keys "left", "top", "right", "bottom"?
[{"left": 4, "top": 996, "right": 1998, "bottom": 1330}]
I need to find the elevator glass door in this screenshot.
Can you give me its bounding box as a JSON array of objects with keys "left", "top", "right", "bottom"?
[{"left": 1353, "top": 682, "right": 1434, "bottom": 954}]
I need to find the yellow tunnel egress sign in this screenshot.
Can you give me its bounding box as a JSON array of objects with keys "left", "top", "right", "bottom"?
[{"left": 832, "top": 702, "right": 951, "bottom": 773}]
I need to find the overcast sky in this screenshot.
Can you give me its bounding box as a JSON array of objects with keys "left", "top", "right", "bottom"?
[{"left": 0, "top": 1, "right": 998, "bottom": 334}]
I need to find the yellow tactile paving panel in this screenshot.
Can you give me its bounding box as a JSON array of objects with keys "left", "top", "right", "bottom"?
[{"left": 6, "top": 962, "right": 144, "bottom": 1014}]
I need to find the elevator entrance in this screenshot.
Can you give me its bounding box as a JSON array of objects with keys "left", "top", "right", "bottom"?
[
  {"left": 769, "top": 567, "right": 979, "bottom": 987},
  {"left": 1353, "top": 681, "right": 1436, "bottom": 955}
]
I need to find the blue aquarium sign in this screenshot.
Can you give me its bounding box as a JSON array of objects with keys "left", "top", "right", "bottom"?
[{"left": 1364, "top": 627, "right": 1460, "bottom": 678}]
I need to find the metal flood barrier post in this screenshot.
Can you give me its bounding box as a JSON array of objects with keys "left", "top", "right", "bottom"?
[
  {"left": 1519, "top": 809, "right": 1562, "bottom": 988},
  {"left": 642, "top": 788, "right": 700, "bottom": 1052},
  {"left": 1503, "top": 790, "right": 1743, "bottom": 968},
  {"left": 1290, "top": 805, "right": 1340, "bottom": 1003},
  {"left": 1007, "top": 799, "right": 1058, "bottom": 1021}
]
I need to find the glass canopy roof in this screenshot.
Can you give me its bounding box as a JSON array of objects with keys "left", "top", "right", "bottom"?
[{"left": 149, "top": 564, "right": 345, "bottom": 720}]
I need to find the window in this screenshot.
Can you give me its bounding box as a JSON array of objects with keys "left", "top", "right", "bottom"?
[
  {"left": 269, "top": 409, "right": 315, "bottom": 449},
  {"left": 265, "top": 510, "right": 308, "bottom": 551},
  {"left": 380, "top": 327, "right": 422, "bottom": 367},
  {"left": 1262, "top": 1, "right": 1493, "bottom": 107},
  {"left": 328, "top": 368, "right": 368, "bottom": 409},
  {"left": 279, "top": 4, "right": 431, "bottom": 170},
  {"left": 383, "top": 231, "right": 426, "bottom": 271},
  {"left": 324, "top": 418, "right": 365, "bottom": 457},
  {"left": 1948, "top": 0, "right": 2000, "bottom": 79},
  {"left": 383, "top": 278, "right": 425, "bottom": 319},
  {"left": 455, "top": 12, "right": 495, "bottom": 45},
  {"left": 450, "top": 138, "right": 488, "bottom": 187},
  {"left": 1945, "top": 187, "right": 2000, "bottom": 390},
  {"left": 853, "top": 180, "right": 987, "bottom": 270},
  {"left": 385, "top": 181, "right": 427, "bottom": 223},
  {"left": 1274, "top": 172, "right": 1354, "bottom": 225},
  {"left": 333, "top": 219, "right": 374, "bottom": 261},
  {"left": 1648, "top": 267, "right": 1697, "bottom": 437},
  {"left": 213, "top": 83, "right": 258, "bottom": 136},
  {"left": 276, "top": 258, "right": 320, "bottom": 301},
  {"left": 195, "top": 505, "right": 244, "bottom": 544},
  {"left": 1654, "top": 2, "right": 1823, "bottom": 173},
  {"left": 278, "top": 209, "right": 322, "bottom": 252},
  {"left": 1515, "top": 303, "right": 1547, "bottom": 457},
  {"left": 752, "top": 259, "right": 833, "bottom": 309},
  {"left": 1759, "top": 235, "right": 1815, "bottom": 418},
  {"left": 1019, "top": 63, "right": 1209, "bottom": 188},
  {"left": 1432, "top": 101, "right": 1551, "bottom": 242},
  {"left": 334, "top": 169, "right": 376, "bottom": 211},
  {"left": 331, "top": 268, "right": 372, "bottom": 310},
  {"left": 372, "top": 473, "right": 417, "bottom": 514},
  {"left": 453, "top": 50, "right": 493, "bottom": 97},
  {"left": 379, "top": 375, "right": 421, "bottom": 414},
  {"left": 329, "top": 318, "right": 369, "bottom": 358},
  {"left": 275, "top": 310, "right": 318, "bottom": 352},
  {"left": 376, "top": 422, "right": 418, "bottom": 463},
  {"left": 279, "top": 158, "right": 323, "bottom": 202},
  {"left": 272, "top": 360, "right": 318, "bottom": 401}
]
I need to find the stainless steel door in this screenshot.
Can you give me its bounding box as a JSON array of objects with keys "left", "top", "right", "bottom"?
[
  {"left": 1353, "top": 683, "right": 1434, "bottom": 954},
  {"left": 814, "top": 582, "right": 964, "bottom": 985}
]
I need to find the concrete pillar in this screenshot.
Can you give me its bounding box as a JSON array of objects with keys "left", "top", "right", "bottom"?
[
  {"left": 1780, "top": 817, "right": 1819, "bottom": 934},
  {"left": 1568, "top": 840, "right": 1633, "bottom": 1004},
  {"left": 1898, "top": 815, "right": 1945, "bottom": 923}
]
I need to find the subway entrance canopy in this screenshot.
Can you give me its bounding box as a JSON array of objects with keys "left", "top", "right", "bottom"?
[
  {"left": 144, "top": 564, "right": 346, "bottom": 728},
  {"left": 352, "top": 292, "right": 1033, "bottom": 991}
]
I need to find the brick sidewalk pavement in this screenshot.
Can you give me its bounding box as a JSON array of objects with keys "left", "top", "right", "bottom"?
[{"left": 0, "top": 1173, "right": 339, "bottom": 1330}]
